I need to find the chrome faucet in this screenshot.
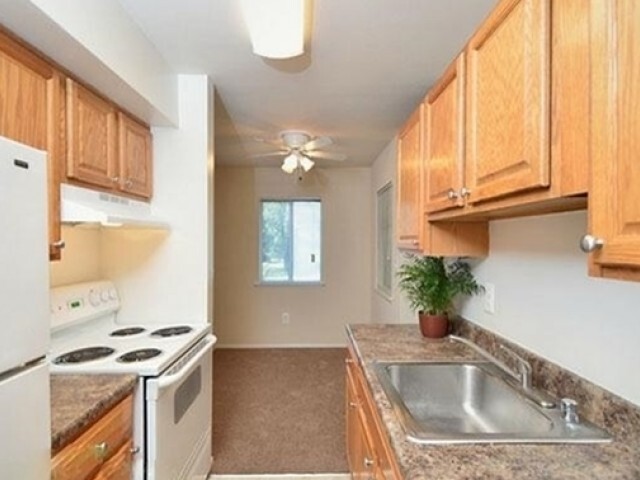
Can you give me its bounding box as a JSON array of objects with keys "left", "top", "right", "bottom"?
[
  {"left": 449, "top": 336, "right": 556, "bottom": 408},
  {"left": 499, "top": 344, "right": 533, "bottom": 390}
]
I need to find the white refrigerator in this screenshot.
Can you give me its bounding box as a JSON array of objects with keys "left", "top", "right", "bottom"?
[{"left": 0, "top": 136, "right": 51, "bottom": 478}]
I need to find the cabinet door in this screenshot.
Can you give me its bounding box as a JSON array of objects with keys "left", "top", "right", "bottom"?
[
  {"left": 397, "top": 106, "right": 423, "bottom": 249},
  {"left": 588, "top": 0, "right": 640, "bottom": 277},
  {"left": 0, "top": 29, "right": 64, "bottom": 260},
  {"left": 465, "top": 0, "right": 551, "bottom": 204},
  {"left": 66, "top": 79, "right": 118, "bottom": 190},
  {"left": 424, "top": 54, "right": 466, "bottom": 213},
  {"left": 346, "top": 362, "right": 364, "bottom": 476},
  {"left": 118, "top": 113, "right": 152, "bottom": 199}
]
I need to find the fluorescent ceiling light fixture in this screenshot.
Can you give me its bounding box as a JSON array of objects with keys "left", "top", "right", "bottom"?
[{"left": 241, "top": 0, "right": 305, "bottom": 59}]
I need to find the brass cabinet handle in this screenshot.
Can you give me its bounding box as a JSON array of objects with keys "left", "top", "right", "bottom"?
[
  {"left": 94, "top": 441, "right": 109, "bottom": 460},
  {"left": 364, "top": 457, "right": 375, "bottom": 468},
  {"left": 460, "top": 187, "right": 471, "bottom": 198},
  {"left": 447, "top": 188, "right": 458, "bottom": 200},
  {"left": 51, "top": 240, "right": 66, "bottom": 249}
]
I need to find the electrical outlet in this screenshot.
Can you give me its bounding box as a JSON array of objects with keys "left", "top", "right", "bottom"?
[
  {"left": 484, "top": 283, "right": 496, "bottom": 314},
  {"left": 281, "top": 312, "right": 290, "bottom": 325}
]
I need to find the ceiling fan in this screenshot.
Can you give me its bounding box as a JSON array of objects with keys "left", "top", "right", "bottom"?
[{"left": 253, "top": 131, "right": 347, "bottom": 175}]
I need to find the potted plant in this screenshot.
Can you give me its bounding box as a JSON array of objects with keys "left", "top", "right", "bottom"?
[{"left": 397, "top": 255, "right": 482, "bottom": 338}]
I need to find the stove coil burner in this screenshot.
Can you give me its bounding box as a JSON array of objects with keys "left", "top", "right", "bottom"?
[
  {"left": 150, "top": 326, "right": 193, "bottom": 337},
  {"left": 117, "top": 348, "right": 163, "bottom": 363},
  {"left": 110, "top": 327, "right": 147, "bottom": 337},
  {"left": 54, "top": 346, "right": 115, "bottom": 364}
]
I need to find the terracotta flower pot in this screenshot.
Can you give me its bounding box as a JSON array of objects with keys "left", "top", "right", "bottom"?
[{"left": 418, "top": 312, "right": 449, "bottom": 338}]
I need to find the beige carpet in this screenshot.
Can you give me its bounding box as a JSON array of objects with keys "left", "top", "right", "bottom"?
[{"left": 212, "top": 348, "right": 348, "bottom": 474}]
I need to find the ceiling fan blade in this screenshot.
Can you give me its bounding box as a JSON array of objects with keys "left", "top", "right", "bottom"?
[
  {"left": 303, "top": 136, "right": 332, "bottom": 151},
  {"left": 249, "top": 150, "right": 288, "bottom": 159},
  {"left": 305, "top": 150, "right": 347, "bottom": 161}
]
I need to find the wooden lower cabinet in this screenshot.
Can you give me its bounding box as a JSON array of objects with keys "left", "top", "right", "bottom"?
[
  {"left": 346, "top": 351, "right": 402, "bottom": 480},
  {"left": 51, "top": 395, "right": 134, "bottom": 480}
]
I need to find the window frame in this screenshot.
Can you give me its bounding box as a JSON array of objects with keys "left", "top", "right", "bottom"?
[
  {"left": 375, "top": 182, "right": 393, "bottom": 300},
  {"left": 257, "top": 197, "right": 324, "bottom": 286}
]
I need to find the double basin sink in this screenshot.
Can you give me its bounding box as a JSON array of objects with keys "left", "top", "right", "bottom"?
[{"left": 374, "top": 355, "right": 611, "bottom": 445}]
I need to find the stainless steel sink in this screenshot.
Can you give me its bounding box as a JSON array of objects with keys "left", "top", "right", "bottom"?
[{"left": 374, "top": 361, "right": 612, "bottom": 444}]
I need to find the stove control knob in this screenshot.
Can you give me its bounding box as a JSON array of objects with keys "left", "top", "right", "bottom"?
[
  {"left": 89, "top": 290, "right": 101, "bottom": 307},
  {"left": 100, "top": 290, "right": 110, "bottom": 303},
  {"left": 108, "top": 288, "right": 118, "bottom": 301}
]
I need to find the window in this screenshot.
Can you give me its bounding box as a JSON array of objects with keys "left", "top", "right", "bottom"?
[
  {"left": 260, "top": 199, "right": 322, "bottom": 283},
  {"left": 376, "top": 183, "right": 393, "bottom": 297}
]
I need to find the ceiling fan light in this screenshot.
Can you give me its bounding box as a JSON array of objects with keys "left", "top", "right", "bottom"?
[
  {"left": 300, "top": 156, "right": 315, "bottom": 172},
  {"left": 240, "top": 0, "right": 305, "bottom": 59},
  {"left": 282, "top": 153, "right": 298, "bottom": 173}
]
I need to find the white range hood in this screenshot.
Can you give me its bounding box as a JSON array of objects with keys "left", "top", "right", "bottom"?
[{"left": 61, "top": 184, "right": 170, "bottom": 229}]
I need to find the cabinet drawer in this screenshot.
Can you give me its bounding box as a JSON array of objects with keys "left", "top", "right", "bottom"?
[
  {"left": 92, "top": 439, "right": 133, "bottom": 480},
  {"left": 52, "top": 396, "right": 133, "bottom": 480}
]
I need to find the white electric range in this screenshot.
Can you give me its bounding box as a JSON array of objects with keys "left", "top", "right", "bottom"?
[{"left": 49, "top": 280, "right": 216, "bottom": 480}]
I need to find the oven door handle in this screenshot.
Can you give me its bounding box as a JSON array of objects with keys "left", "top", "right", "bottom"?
[{"left": 147, "top": 334, "right": 216, "bottom": 400}]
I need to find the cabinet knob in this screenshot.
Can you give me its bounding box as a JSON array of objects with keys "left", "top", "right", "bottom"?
[
  {"left": 364, "top": 457, "right": 375, "bottom": 468},
  {"left": 348, "top": 401, "right": 359, "bottom": 409},
  {"left": 412, "top": 240, "right": 419, "bottom": 246},
  {"left": 460, "top": 187, "right": 471, "bottom": 198},
  {"left": 111, "top": 176, "right": 120, "bottom": 184},
  {"left": 130, "top": 445, "right": 141, "bottom": 455},
  {"left": 51, "top": 240, "right": 66, "bottom": 249},
  {"left": 447, "top": 188, "right": 459, "bottom": 200},
  {"left": 125, "top": 178, "right": 134, "bottom": 188},
  {"left": 94, "top": 441, "right": 109, "bottom": 460},
  {"left": 579, "top": 234, "right": 604, "bottom": 253}
]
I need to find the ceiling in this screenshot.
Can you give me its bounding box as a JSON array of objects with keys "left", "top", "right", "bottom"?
[{"left": 118, "top": 0, "right": 496, "bottom": 167}]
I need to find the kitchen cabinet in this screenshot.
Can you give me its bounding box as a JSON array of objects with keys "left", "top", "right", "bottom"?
[
  {"left": 586, "top": 0, "right": 640, "bottom": 281},
  {"left": 346, "top": 349, "right": 402, "bottom": 480},
  {"left": 396, "top": 106, "right": 423, "bottom": 250},
  {"left": 0, "top": 28, "right": 64, "bottom": 260},
  {"left": 66, "top": 79, "right": 118, "bottom": 191},
  {"left": 423, "top": 53, "right": 466, "bottom": 214},
  {"left": 398, "top": 101, "right": 488, "bottom": 256},
  {"left": 118, "top": 112, "right": 153, "bottom": 198},
  {"left": 465, "top": 0, "right": 551, "bottom": 205},
  {"left": 51, "top": 395, "right": 133, "bottom": 480},
  {"left": 66, "top": 79, "right": 153, "bottom": 200}
]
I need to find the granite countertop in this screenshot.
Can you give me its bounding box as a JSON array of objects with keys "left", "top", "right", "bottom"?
[
  {"left": 50, "top": 374, "right": 137, "bottom": 455},
  {"left": 347, "top": 324, "right": 640, "bottom": 480}
]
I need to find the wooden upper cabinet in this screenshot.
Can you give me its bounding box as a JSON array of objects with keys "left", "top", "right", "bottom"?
[
  {"left": 424, "top": 53, "right": 466, "bottom": 214},
  {"left": 0, "top": 28, "right": 63, "bottom": 260},
  {"left": 588, "top": 0, "right": 640, "bottom": 279},
  {"left": 465, "top": 0, "right": 551, "bottom": 204},
  {"left": 119, "top": 112, "right": 152, "bottom": 198},
  {"left": 396, "top": 106, "right": 423, "bottom": 250},
  {"left": 66, "top": 79, "right": 118, "bottom": 190},
  {"left": 66, "top": 79, "right": 153, "bottom": 200}
]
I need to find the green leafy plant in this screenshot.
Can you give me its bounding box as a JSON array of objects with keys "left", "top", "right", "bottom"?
[{"left": 397, "top": 255, "right": 483, "bottom": 315}]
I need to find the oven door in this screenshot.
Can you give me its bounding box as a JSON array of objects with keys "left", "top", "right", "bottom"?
[{"left": 145, "top": 334, "right": 215, "bottom": 480}]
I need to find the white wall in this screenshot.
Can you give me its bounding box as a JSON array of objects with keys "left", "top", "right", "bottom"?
[
  {"left": 215, "top": 166, "right": 373, "bottom": 347},
  {"left": 460, "top": 211, "right": 640, "bottom": 406},
  {"left": 100, "top": 75, "right": 214, "bottom": 325},
  {"left": 50, "top": 226, "right": 101, "bottom": 287},
  {"left": 370, "top": 138, "right": 415, "bottom": 325}
]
